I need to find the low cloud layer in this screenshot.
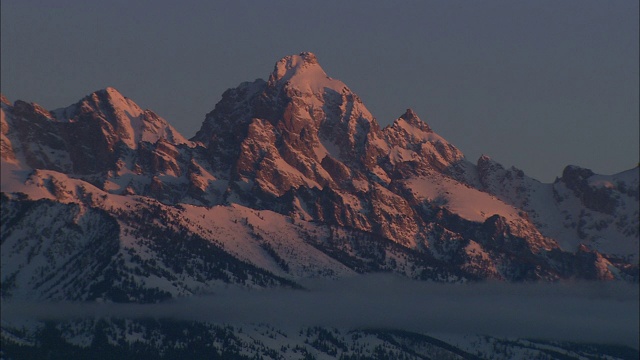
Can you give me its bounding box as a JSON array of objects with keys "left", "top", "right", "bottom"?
[{"left": 3, "top": 275, "right": 638, "bottom": 348}]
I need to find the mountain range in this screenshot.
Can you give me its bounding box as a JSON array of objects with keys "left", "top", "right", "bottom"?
[{"left": 1, "top": 52, "right": 638, "bottom": 359}]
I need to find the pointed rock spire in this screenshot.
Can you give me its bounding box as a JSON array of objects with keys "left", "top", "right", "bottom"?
[{"left": 398, "top": 108, "right": 431, "bottom": 132}]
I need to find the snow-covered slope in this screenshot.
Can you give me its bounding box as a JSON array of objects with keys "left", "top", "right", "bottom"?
[
  {"left": 0, "top": 168, "right": 477, "bottom": 302},
  {"left": 473, "top": 155, "right": 639, "bottom": 261}
]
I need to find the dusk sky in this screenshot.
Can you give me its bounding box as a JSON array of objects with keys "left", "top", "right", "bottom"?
[{"left": 2, "top": 0, "right": 638, "bottom": 182}]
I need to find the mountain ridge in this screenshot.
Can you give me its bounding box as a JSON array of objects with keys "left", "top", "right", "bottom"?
[
  {"left": 2, "top": 51, "right": 638, "bottom": 359},
  {"left": 1, "top": 52, "right": 638, "bottom": 296}
]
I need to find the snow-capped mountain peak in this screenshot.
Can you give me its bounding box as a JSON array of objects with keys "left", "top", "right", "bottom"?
[
  {"left": 2, "top": 52, "right": 638, "bottom": 359},
  {"left": 1, "top": 87, "right": 191, "bottom": 177},
  {"left": 268, "top": 52, "right": 347, "bottom": 95},
  {"left": 271, "top": 51, "right": 320, "bottom": 81},
  {"left": 380, "top": 109, "right": 465, "bottom": 172},
  {"left": 2, "top": 53, "right": 637, "bottom": 296},
  {"left": 52, "top": 87, "right": 189, "bottom": 148}
]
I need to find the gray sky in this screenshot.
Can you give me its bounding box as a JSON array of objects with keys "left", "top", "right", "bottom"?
[{"left": 2, "top": 0, "right": 638, "bottom": 182}]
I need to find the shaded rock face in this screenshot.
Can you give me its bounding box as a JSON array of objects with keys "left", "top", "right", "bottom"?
[
  {"left": 559, "top": 165, "right": 618, "bottom": 215},
  {"left": 1, "top": 88, "right": 187, "bottom": 174},
  {"left": 2, "top": 52, "right": 637, "bottom": 283}
]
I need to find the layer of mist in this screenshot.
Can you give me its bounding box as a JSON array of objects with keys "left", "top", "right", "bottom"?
[{"left": 2, "top": 275, "right": 638, "bottom": 349}]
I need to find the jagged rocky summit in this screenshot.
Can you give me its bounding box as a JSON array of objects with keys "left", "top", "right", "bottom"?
[{"left": 1, "top": 52, "right": 639, "bottom": 304}]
